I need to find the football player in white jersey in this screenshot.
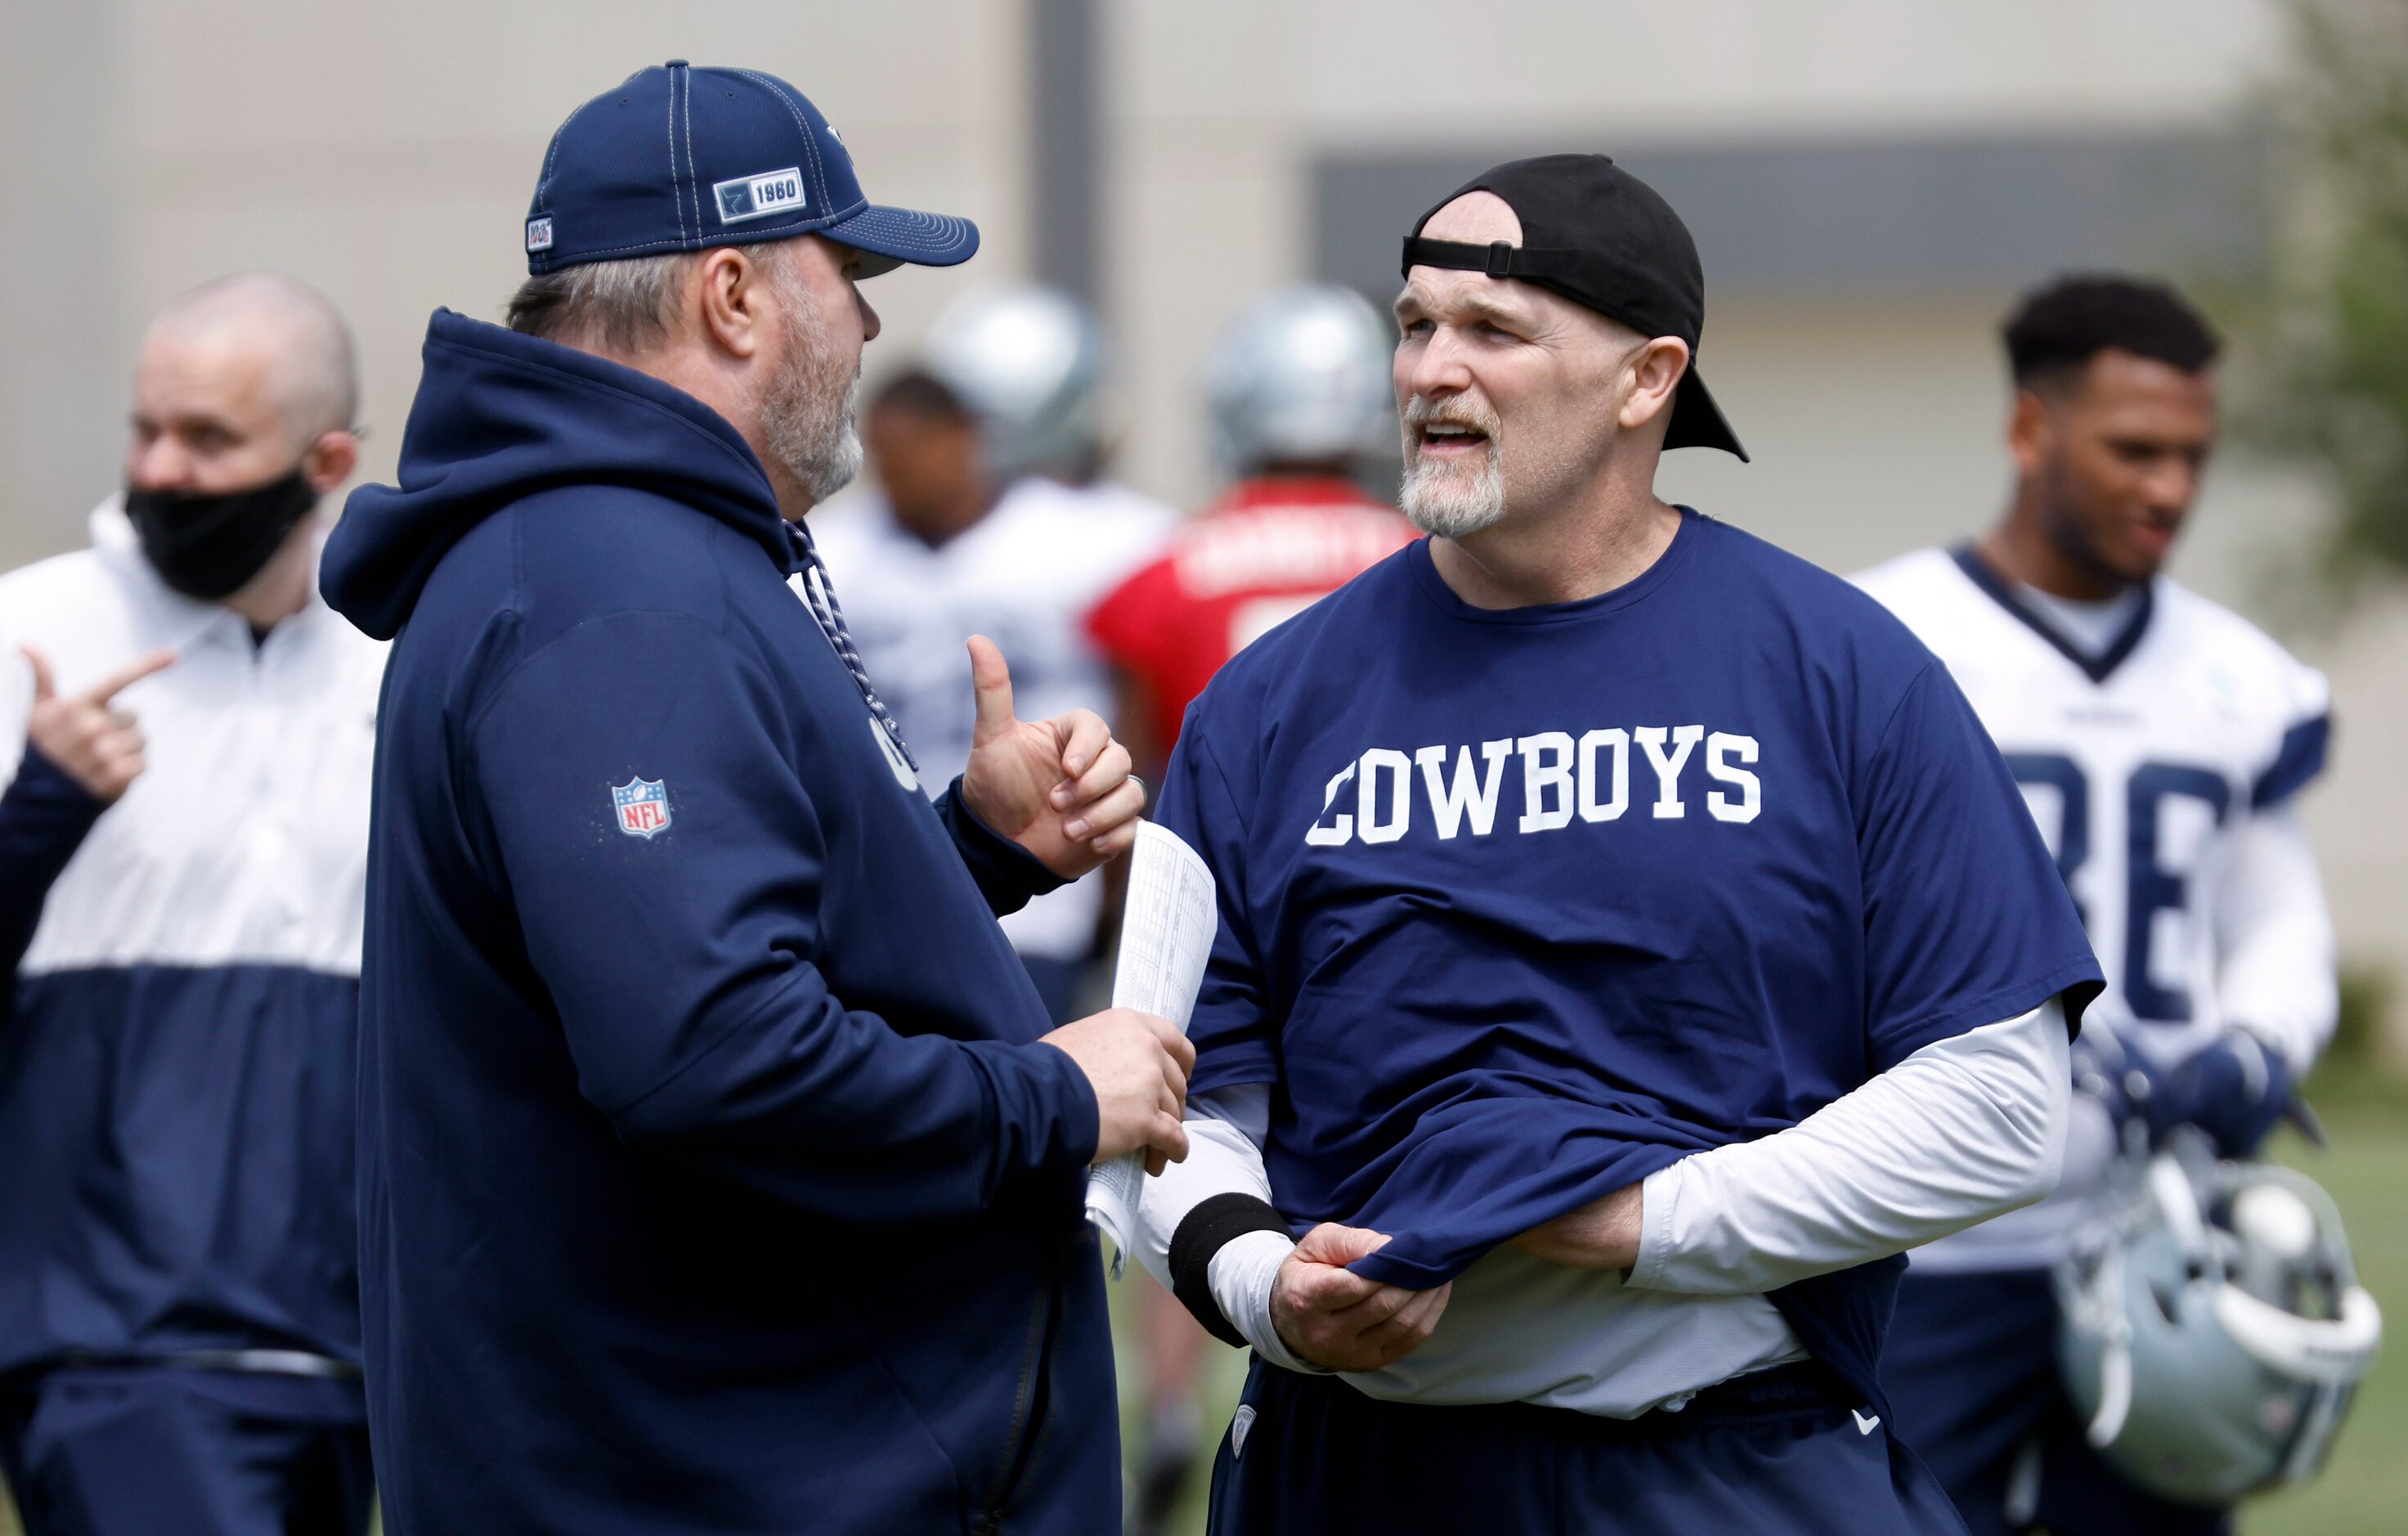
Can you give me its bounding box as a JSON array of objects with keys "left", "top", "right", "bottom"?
[
  {"left": 1857, "top": 275, "right": 2338, "bottom": 1536},
  {"left": 810, "top": 286, "right": 1176, "bottom": 1023}
]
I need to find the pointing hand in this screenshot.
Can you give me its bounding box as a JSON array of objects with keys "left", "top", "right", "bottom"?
[{"left": 20, "top": 645, "right": 175, "bottom": 803}]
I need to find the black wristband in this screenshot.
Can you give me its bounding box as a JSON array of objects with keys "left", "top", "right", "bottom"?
[{"left": 1168, "top": 1193, "right": 1290, "bottom": 1349}]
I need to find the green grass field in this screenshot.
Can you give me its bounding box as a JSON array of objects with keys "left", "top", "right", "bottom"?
[{"left": 1113, "top": 1095, "right": 2408, "bottom": 1536}]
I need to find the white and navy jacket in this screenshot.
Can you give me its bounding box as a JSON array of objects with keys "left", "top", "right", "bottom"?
[{"left": 0, "top": 501, "right": 385, "bottom": 1372}]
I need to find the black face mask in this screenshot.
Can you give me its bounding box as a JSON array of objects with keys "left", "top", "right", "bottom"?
[{"left": 123, "top": 468, "right": 318, "bottom": 601}]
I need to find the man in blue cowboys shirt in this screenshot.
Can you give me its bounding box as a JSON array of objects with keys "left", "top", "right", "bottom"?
[
  {"left": 0, "top": 273, "right": 381, "bottom": 1534},
  {"left": 319, "top": 64, "right": 1192, "bottom": 1534},
  {"left": 1130, "top": 155, "right": 2107, "bottom": 1534}
]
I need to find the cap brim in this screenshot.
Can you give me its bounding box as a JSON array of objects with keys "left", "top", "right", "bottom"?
[
  {"left": 820, "top": 204, "right": 980, "bottom": 278},
  {"left": 1666, "top": 365, "right": 1748, "bottom": 462}
]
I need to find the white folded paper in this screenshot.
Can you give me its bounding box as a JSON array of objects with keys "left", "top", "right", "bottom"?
[{"left": 1084, "top": 820, "right": 1217, "bottom": 1276}]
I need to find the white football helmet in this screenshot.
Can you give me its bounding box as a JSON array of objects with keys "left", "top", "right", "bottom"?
[
  {"left": 921, "top": 284, "right": 1105, "bottom": 479},
  {"left": 1204, "top": 285, "right": 1395, "bottom": 479},
  {"left": 2056, "top": 1130, "right": 2380, "bottom": 1506}
]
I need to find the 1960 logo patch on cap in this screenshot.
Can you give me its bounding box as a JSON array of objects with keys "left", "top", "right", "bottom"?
[
  {"left": 612, "top": 776, "right": 671, "bottom": 838},
  {"left": 714, "top": 167, "right": 805, "bottom": 224}
]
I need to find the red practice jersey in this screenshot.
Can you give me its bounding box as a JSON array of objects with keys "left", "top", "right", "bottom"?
[{"left": 1085, "top": 475, "right": 1416, "bottom": 756}]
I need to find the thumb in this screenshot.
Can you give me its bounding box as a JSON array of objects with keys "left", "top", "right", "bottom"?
[
  {"left": 967, "top": 635, "right": 1016, "bottom": 745},
  {"left": 1295, "top": 1223, "right": 1392, "bottom": 1267},
  {"left": 19, "top": 645, "right": 55, "bottom": 704}
]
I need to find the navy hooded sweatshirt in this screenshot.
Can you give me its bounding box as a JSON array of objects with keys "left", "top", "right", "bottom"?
[{"left": 321, "top": 311, "right": 1117, "bottom": 1536}]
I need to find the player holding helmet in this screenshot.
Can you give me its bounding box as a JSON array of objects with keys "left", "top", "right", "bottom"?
[{"left": 1858, "top": 274, "right": 2370, "bottom": 1534}]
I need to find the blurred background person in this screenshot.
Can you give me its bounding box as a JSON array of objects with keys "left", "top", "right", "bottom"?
[
  {"left": 1859, "top": 275, "right": 2342, "bottom": 1536},
  {"left": 1083, "top": 283, "right": 1412, "bottom": 1534},
  {"left": 1087, "top": 284, "right": 1415, "bottom": 776},
  {"left": 814, "top": 284, "right": 1177, "bottom": 1024},
  {"left": 0, "top": 275, "right": 380, "bottom": 1535}
]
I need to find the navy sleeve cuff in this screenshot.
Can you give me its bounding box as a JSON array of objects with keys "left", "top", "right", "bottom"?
[
  {"left": 936, "top": 775, "right": 1070, "bottom": 918},
  {"left": 962, "top": 1035, "right": 1101, "bottom": 1180},
  {"left": 0, "top": 743, "right": 110, "bottom": 975},
  {"left": 2252, "top": 713, "right": 2331, "bottom": 810}
]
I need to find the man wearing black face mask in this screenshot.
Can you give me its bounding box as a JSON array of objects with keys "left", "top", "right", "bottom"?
[{"left": 0, "top": 273, "right": 387, "bottom": 1536}]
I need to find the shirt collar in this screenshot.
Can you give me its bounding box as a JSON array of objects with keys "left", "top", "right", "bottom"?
[
  {"left": 88, "top": 494, "right": 334, "bottom": 656},
  {"left": 1948, "top": 542, "right": 2155, "bottom": 685}
]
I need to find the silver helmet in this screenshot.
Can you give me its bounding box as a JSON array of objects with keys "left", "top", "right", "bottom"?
[
  {"left": 2056, "top": 1131, "right": 2381, "bottom": 1507},
  {"left": 1204, "top": 285, "right": 1395, "bottom": 479},
  {"left": 921, "top": 284, "right": 1105, "bottom": 479}
]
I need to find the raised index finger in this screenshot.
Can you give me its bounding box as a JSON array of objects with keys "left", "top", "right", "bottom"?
[{"left": 83, "top": 649, "right": 176, "bottom": 705}]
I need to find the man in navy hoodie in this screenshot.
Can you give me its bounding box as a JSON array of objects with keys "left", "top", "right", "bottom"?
[{"left": 319, "top": 64, "right": 1192, "bottom": 1535}]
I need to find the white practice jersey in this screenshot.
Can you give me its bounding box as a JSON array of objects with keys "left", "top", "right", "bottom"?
[
  {"left": 809, "top": 475, "right": 1177, "bottom": 962},
  {"left": 0, "top": 501, "right": 388, "bottom": 977},
  {"left": 1856, "top": 546, "right": 2337, "bottom": 1270}
]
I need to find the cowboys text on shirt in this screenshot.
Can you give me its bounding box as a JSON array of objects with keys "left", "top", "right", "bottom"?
[{"left": 1303, "top": 725, "right": 1762, "bottom": 847}]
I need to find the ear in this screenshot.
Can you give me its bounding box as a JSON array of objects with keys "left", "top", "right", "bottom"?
[
  {"left": 695, "top": 246, "right": 767, "bottom": 362},
  {"left": 2007, "top": 388, "right": 2054, "bottom": 480},
  {"left": 1617, "top": 336, "right": 1692, "bottom": 433},
  {"left": 303, "top": 429, "right": 360, "bottom": 495}
]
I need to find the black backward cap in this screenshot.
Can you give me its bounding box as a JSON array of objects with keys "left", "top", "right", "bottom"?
[{"left": 1403, "top": 153, "right": 1747, "bottom": 460}]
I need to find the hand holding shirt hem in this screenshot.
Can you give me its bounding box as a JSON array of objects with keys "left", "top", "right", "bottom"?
[{"left": 1268, "top": 1223, "right": 1452, "bottom": 1372}]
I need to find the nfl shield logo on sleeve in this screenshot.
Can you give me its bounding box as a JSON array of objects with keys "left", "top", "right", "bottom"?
[{"left": 611, "top": 776, "right": 672, "bottom": 838}]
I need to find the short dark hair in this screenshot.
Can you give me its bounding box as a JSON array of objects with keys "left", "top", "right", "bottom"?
[
  {"left": 868, "top": 368, "right": 971, "bottom": 423},
  {"left": 2002, "top": 274, "right": 2221, "bottom": 390}
]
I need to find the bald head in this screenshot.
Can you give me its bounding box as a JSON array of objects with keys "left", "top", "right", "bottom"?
[
  {"left": 128, "top": 272, "right": 363, "bottom": 505},
  {"left": 146, "top": 273, "right": 359, "bottom": 448}
]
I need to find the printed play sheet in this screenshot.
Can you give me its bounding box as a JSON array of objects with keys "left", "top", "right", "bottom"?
[{"left": 1083, "top": 820, "right": 1217, "bottom": 1275}]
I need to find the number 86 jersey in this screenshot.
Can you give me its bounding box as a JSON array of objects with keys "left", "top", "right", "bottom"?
[
  {"left": 1854, "top": 546, "right": 2333, "bottom": 1070},
  {"left": 1857, "top": 546, "right": 2335, "bottom": 1269}
]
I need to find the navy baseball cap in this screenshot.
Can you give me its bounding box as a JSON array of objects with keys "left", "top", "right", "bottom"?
[{"left": 523, "top": 61, "right": 978, "bottom": 278}]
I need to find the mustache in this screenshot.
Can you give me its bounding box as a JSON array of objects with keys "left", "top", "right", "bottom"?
[{"left": 1401, "top": 394, "right": 1500, "bottom": 438}]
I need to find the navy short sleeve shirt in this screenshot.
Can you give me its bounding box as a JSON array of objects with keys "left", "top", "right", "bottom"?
[{"left": 1155, "top": 512, "right": 2100, "bottom": 1289}]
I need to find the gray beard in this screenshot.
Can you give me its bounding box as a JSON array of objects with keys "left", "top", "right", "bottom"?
[
  {"left": 766, "top": 375, "right": 861, "bottom": 505},
  {"left": 761, "top": 266, "right": 863, "bottom": 505},
  {"left": 1400, "top": 444, "right": 1506, "bottom": 540}
]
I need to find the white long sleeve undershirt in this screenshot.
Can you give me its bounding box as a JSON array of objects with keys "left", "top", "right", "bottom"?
[
  {"left": 1628, "top": 1000, "right": 2069, "bottom": 1294},
  {"left": 1132, "top": 1001, "right": 2069, "bottom": 1412},
  {"left": 2213, "top": 806, "right": 2337, "bottom": 1077}
]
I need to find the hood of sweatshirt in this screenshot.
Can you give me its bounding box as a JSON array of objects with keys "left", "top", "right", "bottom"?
[{"left": 321, "top": 309, "right": 793, "bottom": 640}]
